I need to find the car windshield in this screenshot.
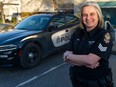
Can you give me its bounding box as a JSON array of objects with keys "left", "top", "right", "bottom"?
[{"left": 14, "top": 15, "right": 50, "bottom": 31}]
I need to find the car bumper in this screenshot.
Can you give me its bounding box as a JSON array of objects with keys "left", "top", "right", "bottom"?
[{"left": 0, "top": 49, "right": 20, "bottom": 65}]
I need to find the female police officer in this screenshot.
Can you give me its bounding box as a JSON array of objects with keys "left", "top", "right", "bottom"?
[{"left": 63, "top": 1, "right": 114, "bottom": 87}]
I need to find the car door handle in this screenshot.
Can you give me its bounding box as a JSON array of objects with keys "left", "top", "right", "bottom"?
[{"left": 66, "top": 30, "right": 68, "bottom": 32}]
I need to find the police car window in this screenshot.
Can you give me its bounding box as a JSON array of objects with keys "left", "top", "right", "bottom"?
[
  {"left": 65, "top": 15, "right": 79, "bottom": 25},
  {"left": 50, "top": 15, "right": 66, "bottom": 28}
]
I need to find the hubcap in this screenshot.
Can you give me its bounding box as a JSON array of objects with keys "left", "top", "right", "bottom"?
[{"left": 28, "top": 52, "right": 35, "bottom": 62}]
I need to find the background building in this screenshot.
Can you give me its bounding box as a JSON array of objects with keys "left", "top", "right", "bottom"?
[{"left": 0, "top": 0, "right": 115, "bottom": 26}]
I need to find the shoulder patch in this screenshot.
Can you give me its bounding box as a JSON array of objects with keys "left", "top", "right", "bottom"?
[
  {"left": 104, "top": 33, "right": 111, "bottom": 43},
  {"left": 98, "top": 43, "right": 107, "bottom": 51}
]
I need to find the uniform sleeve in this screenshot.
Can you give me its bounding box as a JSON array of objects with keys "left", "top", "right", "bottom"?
[
  {"left": 91, "top": 31, "right": 113, "bottom": 60},
  {"left": 67, "top": 32, "right": 75, "bottom": 51},
  {"left": 67, "top": 28, "right": 81, "bottom": 51}
]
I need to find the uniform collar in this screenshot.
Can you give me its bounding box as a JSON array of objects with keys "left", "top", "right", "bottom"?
[{"left": 84, "top": 26, "right": 99, "bottom": 38}]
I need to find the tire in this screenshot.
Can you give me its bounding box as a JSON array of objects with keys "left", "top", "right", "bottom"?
[{"left": 20, "top": 43, "right": 42, "bottom": 68}]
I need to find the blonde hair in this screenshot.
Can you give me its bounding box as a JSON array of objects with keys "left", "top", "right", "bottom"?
[{"left": 80, "top": 1, "right": 104, "bottom": 29}]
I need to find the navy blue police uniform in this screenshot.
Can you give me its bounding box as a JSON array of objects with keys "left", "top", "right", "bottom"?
[{"left": 69, "top": 27, "right": 114, "bottom": 87}]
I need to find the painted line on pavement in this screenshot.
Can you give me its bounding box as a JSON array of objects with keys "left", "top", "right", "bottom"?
[{"left": 16, "top": 62, "right": 66, "bottom": 87}]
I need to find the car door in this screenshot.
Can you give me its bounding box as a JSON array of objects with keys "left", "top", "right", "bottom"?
[
  {"left": 43, "top": 14, "right": 79, "bottom": 54},
  {"left": 43, "top": 15, "right": 67, "bottom": 52}
]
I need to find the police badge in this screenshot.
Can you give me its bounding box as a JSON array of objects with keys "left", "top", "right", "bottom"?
[{"left": 104, "top": 33, "right": 111, "bottom": 43}]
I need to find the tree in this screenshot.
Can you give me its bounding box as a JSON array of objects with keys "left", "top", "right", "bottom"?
[
  {"left": 0, "top": 2, "right": 5, "bottom": 23},
  {"left": 52, "top": 0, "right": 58, "bottom": 11}
]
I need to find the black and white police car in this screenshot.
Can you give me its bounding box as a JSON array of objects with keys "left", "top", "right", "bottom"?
[{"left": 0, "top": 13, "right": 79, "bottom": 68}]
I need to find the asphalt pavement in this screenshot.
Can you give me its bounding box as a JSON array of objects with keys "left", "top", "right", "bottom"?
[
  {"left": 0, "top": 49, "right": 116, "bottom": 87},
  {"left": 15, "top": 54, "right": 116, "bottom": 87}
]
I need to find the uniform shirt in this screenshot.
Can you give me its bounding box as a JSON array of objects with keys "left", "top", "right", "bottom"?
[{"left": 69, "top": 27, "right": 113, "bottom": 80}]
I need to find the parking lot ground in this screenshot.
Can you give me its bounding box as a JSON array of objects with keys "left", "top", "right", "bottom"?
[
  {"left": 109, "top": 55, "right": 116, "bottom": 87},
  {"left": 15, "top": 54, "right": 116, "bottom": 87},
  {"left": 0, "top": 49, "right": 116, "bottom": 87},
  {"left": 16, "top": 63, "right": 72, "bottom": 87}
]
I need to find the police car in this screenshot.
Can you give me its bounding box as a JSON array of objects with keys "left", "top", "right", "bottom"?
[{"left": 0, "top": 13, "right": 79, "bottom": 68}]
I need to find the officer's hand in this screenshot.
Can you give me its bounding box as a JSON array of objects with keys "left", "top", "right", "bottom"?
[
  {"left": 63, "top": 51, "right": 73, "bottom": 62},
  {"left": 86, "top": 62, "right": 99, "bottom": 69}
]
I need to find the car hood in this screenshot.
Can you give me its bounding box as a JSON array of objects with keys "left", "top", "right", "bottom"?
[{"left": 0, "top": 29, "right": 42, "bottom": 44}]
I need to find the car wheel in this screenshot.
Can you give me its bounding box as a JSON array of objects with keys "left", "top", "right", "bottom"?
[{"left": 20, "top": 43, "right": 42, "bottom": 68}]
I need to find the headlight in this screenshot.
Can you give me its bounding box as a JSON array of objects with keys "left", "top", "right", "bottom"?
[{"left": 0, "top": 44, "right": 18, "bottom": 52}]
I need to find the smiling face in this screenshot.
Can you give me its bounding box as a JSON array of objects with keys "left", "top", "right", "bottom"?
[{"left": 82, "top": 5, "right": 99, "bottom": 31}]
